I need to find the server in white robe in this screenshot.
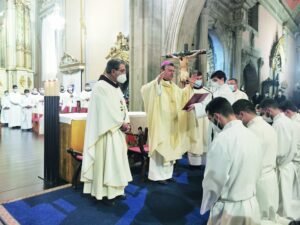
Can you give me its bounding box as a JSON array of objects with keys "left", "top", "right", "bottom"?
[
  {"left": 20, "top": 89, "right": 35, "bottom": 130},
  {"left": 227, "top": 78, "right": 249, "bottom": 102},
  {"left": 191, "top": 70, "right": 235, "bottom": 120},
  {"left": 30, "top": 88, "right": 40, "bottom": 114},
  {"left": 279, "top": 100, "right": 300, "bottom": 201},
  {"left": 183, "top": 71, "right": 212, "bottom": 166},
  {"left": 64, "top": 86, "right": 78, "bottom": 113},
  {"left": 260, "top": 98, "right": 298, "bottom": 219},
  {"left": 232, "top": 99, "right": 280, "bottom": 222},
  {"left": 81, "top": 59, "right": 132, "bottom": 203},
  {"left": 79, "top": 83, "right": 92, "bottom": 112},
  {"left": 59, "top": 86, "right": 69, "bottom": 112},
  {"left": 8, "top": 85, "right": 22, "bottom": 128},
  {"left": 201, "top": 97, "right": 262, "bottom": 225},
  {"left": 1, "top": 91, "right": 10, "bottom": 125}
]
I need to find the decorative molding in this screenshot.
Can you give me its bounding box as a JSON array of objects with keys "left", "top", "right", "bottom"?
[
  {"left": 105, "top": 32, "right": 129, "bottom": 64},
  {"left": 59, "top": 53, "right": 85, "bottom": 74}
]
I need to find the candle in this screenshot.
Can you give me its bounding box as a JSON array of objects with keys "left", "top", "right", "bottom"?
[{"left": 44, "top": 79, "right": 60, "bottom": 96}]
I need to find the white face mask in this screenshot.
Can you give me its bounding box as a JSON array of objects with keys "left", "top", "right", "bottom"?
[
  {"left": 25, "top": 93, "right": 29, "bottom": 97},
  {"left": 211, "top": 121, "right": 222, "bottom": 133},
  {"left": 262, "top": 115, "right": 272, "bottom": 123},
  {"left": 194, "top": 80, "right": 202, "bottom": 88},
  {"left": 117, "top": 73, "right": 127, "bottom": 83},
  {"left": 13, "top": 88, "right": 18, "bottom": 93}
]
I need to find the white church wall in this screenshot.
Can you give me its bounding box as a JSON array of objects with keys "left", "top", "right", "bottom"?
[{"left": 84, "top": 0, "right": 129, "bottom": 82}]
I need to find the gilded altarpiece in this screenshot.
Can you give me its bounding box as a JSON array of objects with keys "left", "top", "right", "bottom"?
[{"left": 2, "top": 0, "right": 33, "bottom": 93}]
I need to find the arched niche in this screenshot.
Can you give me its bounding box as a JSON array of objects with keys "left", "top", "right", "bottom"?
[
  {"left": 243, "top": 63, "right": 259, "bottom": 98},
  {"left": 208, "top": 30, "right": 225, "bottom": 75}
]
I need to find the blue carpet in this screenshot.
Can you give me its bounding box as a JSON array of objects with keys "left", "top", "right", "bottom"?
[{"left": 2, "top": 157, "right": 209, "bottom": 225}]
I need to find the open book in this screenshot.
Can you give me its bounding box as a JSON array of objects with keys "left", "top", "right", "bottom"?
[{"left": 182, "top": 93, "right": 209, "bottom": 110}]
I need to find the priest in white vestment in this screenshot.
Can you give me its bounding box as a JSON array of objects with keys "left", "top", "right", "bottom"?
[
  {"left": 260, "top": 98, "right": 298, "bottom": 220},
  {"left": 59, "top": 86, "right": 69, "bottom": 112},
  {"left": 20, "top": 89, "right": 35, "bottom": 130},
  {"left": 232, "top": 99, "right": 281, "bottom": 223},
  {"left": 1, "top": 91, "right": 10, "bottom": 125},
  {"left": 8, "top": 85, "right": 22, "bottom": 128},
  {"left": 227, "top": 78, "right": 249, "bottom": 102},
  {"left": 79, "top": 83, "right": 92, "bottom": 112},
  {"left": 141, "top": 61, "right": 188, "bottom": 184},
  {"left": 81, "top": 59, "right": 132, "bottom": 202},
  {"left": 200, "top": 97, "right": 262, "bottom": 225},
  {"left": 182, "top": 71, "right": 212, "bottom": 166},
  {"left": 279, "top": 100, "right": 300, "bottom": 202},
  {"left": 30, "top": 88, "right": 40, "bottom": 114}
]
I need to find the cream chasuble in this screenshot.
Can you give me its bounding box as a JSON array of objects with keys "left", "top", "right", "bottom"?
[
  {"left": 141, "top": 79, "right": 188, "bottom": 181},
  {"left": 81, "top": 78, "right": 132, "bottom": 200}
]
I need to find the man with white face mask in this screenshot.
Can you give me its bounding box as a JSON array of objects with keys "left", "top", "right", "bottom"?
[
  {"left": 260, "top": 98, "right": 298, "bottom": 219},
  {"left": 79, "top": 83, "right": 92, "bottom": 112},
  {"left": 20, "top": 89, "right": 35, "bottom": 131},
  {"left": 227, "top": 78, "right": 248, "bottom": 102},
  {"left": 8, "top": 85, "right": 22, "bottom": 128},
  {"left": 182, "top": 71, "right": 212, "bottom": 166},
  {"left": 232, "top": 99, "right": 281, "bottom": 223},
  {"left": 81, "top": 59, "right": 132, "bottom": 205},
  {"left": 201, "top": 97, "right": 262, "bottom": 225},
  {"left": 1, "top": 90, "right": 11, "bottom": 126}
]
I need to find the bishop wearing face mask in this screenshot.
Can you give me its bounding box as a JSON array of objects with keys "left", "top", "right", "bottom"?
[
  {"left": 81, "top": 59, "right": 132, "bottom": 204},
  {"left": 182, "top": 71, "right": 212, "bottom": 166},
  {"left": 141, "top": 61, "right": 188, "bottom": 184},
  {"left": 200, "top": 97, "right": 262, "bottom": 225},
  {"left": 79, "top": 83, "right": 92, "bottom": 112},
  {"left": 8, "top": 85, "right": 22, "bottom": 128}
]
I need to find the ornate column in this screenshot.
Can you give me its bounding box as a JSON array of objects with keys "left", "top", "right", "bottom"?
[
  {"left": 0, "top": 17, "right": 5, "bottom": 68},
  {"left": 234, "top": 25, "right": 243, "bottom": 82},
  {"left": 129, "top": 0, "right": 163, "bottom": 111},
  {"left": 24, "top": 3, "right": 31, "bottom": 70},
  {"left": 6, "top": 0, "right": 16, "bottom": 70},
  {"left": 15, "top": 0, "right": 25, "bottom": 68},
  {"left": 198, "top": 7, "right": 209, "bottom": 77}
]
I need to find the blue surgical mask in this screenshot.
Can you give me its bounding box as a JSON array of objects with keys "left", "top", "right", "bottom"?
[
  {"left": 229, "top": 84, "right": 235, "bottom": 92},
  {"left": 194, "top": 80, "right": 202, "bottom": 88}
]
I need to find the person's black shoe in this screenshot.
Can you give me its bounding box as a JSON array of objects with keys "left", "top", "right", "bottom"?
[
  {"left": 116, "top": 195, "right": 126, "bottom": 200},
  {"left": 167, "top": 178, "right": 176, "bottom": 183},
  {"left": 157, "top": 180, "right": 168, "bottom": 185},
  {"left": 101, "top": 198, "right": 115, "bottom": 206}
]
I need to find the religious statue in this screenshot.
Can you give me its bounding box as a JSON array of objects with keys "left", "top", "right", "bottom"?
[{"left": 105, "top": 32, "right": 129, "bottom": 63}]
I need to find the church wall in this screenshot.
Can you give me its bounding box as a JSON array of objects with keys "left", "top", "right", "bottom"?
[
  {"left": 84, "top": 0, "right": 129, "bottom": 82},
  {"left": 255, "top": 6, "right": 283, "bottom": 82}
]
